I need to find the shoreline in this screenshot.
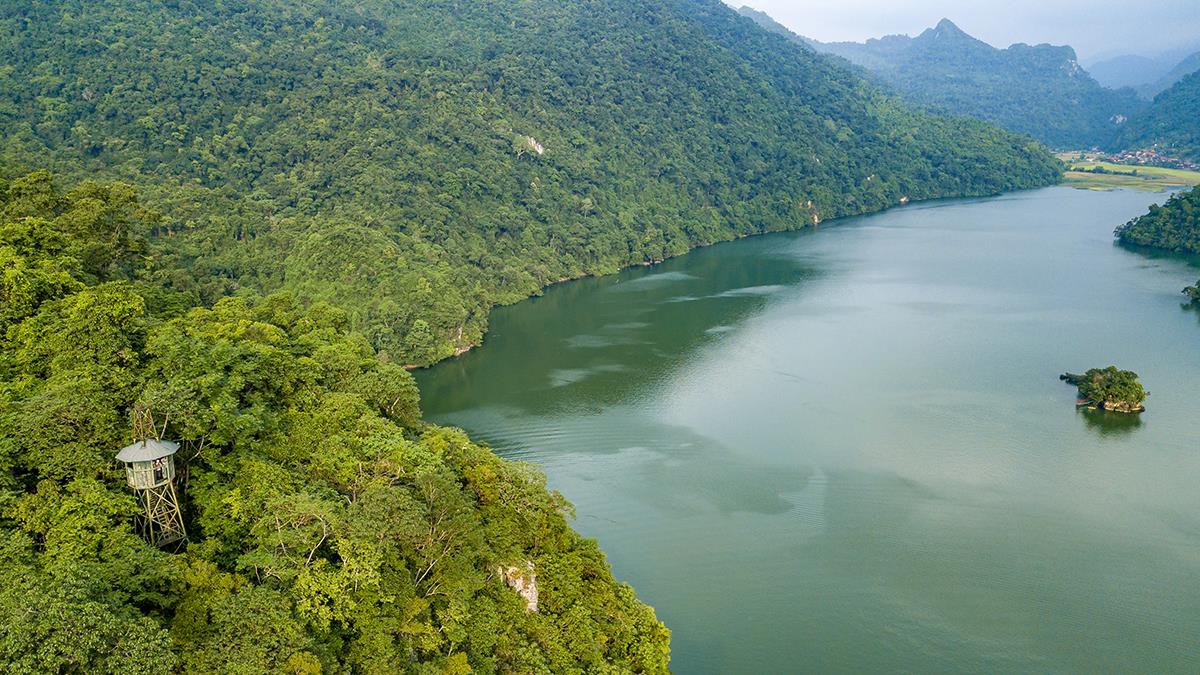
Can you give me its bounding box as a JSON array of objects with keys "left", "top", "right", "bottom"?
[{"left": 417, "top": 184, "right": 1063, "bottom": 370}]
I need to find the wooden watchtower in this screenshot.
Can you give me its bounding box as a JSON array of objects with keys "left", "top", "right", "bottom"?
[{"left": 116, "top": 439, "right": 187, "bottom": 547}]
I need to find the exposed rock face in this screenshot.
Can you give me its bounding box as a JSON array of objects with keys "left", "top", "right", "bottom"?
[
  {"left": 512, "top": 135, "right": 545, "bottom": 158},
  {"left": 1098, "top": 400, "right": 1145, "bottom": 413},
  {"left": 499, "top": 561, "right": 538, "bottom": 612}
]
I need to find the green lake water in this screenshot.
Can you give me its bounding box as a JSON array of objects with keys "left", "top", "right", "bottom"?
[{"left": 418, "top": 187, "right": 1200, "bottom": 673}]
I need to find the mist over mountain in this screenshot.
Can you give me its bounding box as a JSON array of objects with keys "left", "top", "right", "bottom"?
[
  {"left": 1088, "top": 49, "right": 1200, "bottom": 100},
  {"left": 739, "top": 9, "right": 1146, "bottom": 149},
  {"left": 1137, "top": 51, "right": 1200, "bottom": 99},
  {"left": 1089, "top": 54, "right": 1176, "bottom": 90}
]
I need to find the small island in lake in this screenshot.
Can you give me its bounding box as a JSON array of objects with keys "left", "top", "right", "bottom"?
[
  {"left": 1060, "top": 366, "right": 1148, "bottom": 413},
  {"left": 1185, "top": 279, "right": 1200, "bottom": 306}
]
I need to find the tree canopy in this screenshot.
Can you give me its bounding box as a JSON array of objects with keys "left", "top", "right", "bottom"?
[
  {"left": 0, "top": 170, "right": 670, "bottom": 673},
  {"left": 1115, "top": 185, "right": 1200, "bottom": 253},
  {"left": 0, "top": 1, "right": 1073, "bottom": 668},
  {"left": 1061, "top": 367, "right": 1148, "bottom": 412},
  {"left": 1, "top": 0, "right": 1060, "bottom": 366}
]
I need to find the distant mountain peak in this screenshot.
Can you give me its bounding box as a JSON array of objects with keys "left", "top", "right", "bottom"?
[
  {"left": 802, "top": 15, "right": 1146, "bottom": 147},
  {"left": 935, "top": 18, "right": 962, "bottom": 33},
  {"left": 925, "top": 18, "right": 971, "bottom": 41}
]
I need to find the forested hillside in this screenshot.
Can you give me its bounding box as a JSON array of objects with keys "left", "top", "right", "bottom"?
[
  {"left": 0, "top": 169, "right": 670, "bottom": 672},
  {"left": 1116, "top": 71, "right": 1200, "bottom": 161},
  {"left": 1116, "top": 185, "right": 1200, "bottom": 253},
  {"left": 738, "top": 11, "right": 1145, "bottom": 149},
  {"left": 1, "top": 0, "right": 1060, "bottom": 365}
]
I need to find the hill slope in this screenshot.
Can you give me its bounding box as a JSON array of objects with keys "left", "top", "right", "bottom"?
[
  {"left": 1137, "top": 51, "right": 1200, "bottom": 99},
  {"left": 1117, "top": 71, "right": 1200, "bottom": 161},
  {"left": 745, "top": 15, "right": 1145, "bottom": 149},
  {"left": 0, "top": 168, "right": 671, "bottom": 672},
  {"left": 1116, "top": 184, "right": 1200, "bottom": 253},
  {"left": 1, "top": 0, "right": 1060, "bottom": 365}
]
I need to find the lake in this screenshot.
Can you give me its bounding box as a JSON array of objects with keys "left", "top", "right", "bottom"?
[{"left": 418, "top": 187, "right": 1200, "bottom": 673}]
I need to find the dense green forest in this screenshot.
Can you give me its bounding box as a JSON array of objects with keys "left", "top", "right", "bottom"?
[
  {"left": 0, "top": 169, "right": 670, "bottom": 672},
  {"left": 1, "top": 0, "right": 1061, "bottom": 366},
  {"left": 737, "top": 11, "right": 1146, "bottom": 149},
  {"left": 1116, "top": 185, "right": 1200, "bottom": 253},
  {"left": 0, "top": 1, "right": 1069, "bottom": 669},
  {"left": 1115, "top": 71, "right": 1200, "bottom": 161}
]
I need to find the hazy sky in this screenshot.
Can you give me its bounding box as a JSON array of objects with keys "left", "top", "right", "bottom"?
[{"left": 733, "top": 0, "right": 1200, "bottom": 62}]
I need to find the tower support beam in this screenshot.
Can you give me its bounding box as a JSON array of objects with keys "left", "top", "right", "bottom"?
[{"left": 140, "top": 481, "right": 186, "bottom": 547}]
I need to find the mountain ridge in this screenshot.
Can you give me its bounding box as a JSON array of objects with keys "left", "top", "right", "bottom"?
[
  {"left": 2, "top": 0, "right": 1061, "bottom": 366},
  {"left": 738, "top": 7, "right": 1145, "bottom": 148},
  {"left": 1137, "top": 51, "right": 1200, "bottom": 99},
  {"left": 1116, "top": 69, "right": 1200, "bottom": 160}
]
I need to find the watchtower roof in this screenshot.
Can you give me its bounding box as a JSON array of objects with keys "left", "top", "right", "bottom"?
[{"left": 116, "top": 439, "right": 180, "bottom": 463}]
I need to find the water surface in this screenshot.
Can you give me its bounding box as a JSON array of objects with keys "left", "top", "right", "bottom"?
[{"left": 419, "top": 187, "right": 1200, "bottom": 673}]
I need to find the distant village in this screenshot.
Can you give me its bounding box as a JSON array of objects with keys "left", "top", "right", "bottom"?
[{"left": 1073, "top": 148, "right": 1199, "bottom": 172}]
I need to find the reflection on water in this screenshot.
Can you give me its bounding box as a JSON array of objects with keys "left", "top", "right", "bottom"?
[
  {"left": 419, "top": 244, "right": 827, "bottom": 415},
  {"left": 1078, "top": 407, "right": 1144, "bottom": 436},
  {"left": 419, "top": 188, "right": 1200, "bottom": 674},
  {"left": 1182, "top": 301, "right": 1200, "bottom": 325}
]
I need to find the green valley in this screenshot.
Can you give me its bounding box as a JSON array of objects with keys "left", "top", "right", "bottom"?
[
  {"left": 9, "top": 0, "right": 1197, "bottom": 672},
  {"left": 1059, "top": 157, "right": 1200, "bottom": 191},
  {"left": 0, "top": 0, "right": 1067, "bottom": 671}
]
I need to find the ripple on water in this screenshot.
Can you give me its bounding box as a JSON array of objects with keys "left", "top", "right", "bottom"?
[
  {"left": 420, "top": 188, "right": 1200, "bottom": 674},
  {"left": 609, "top": 271, "right": 698, "bottom": 291}
]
